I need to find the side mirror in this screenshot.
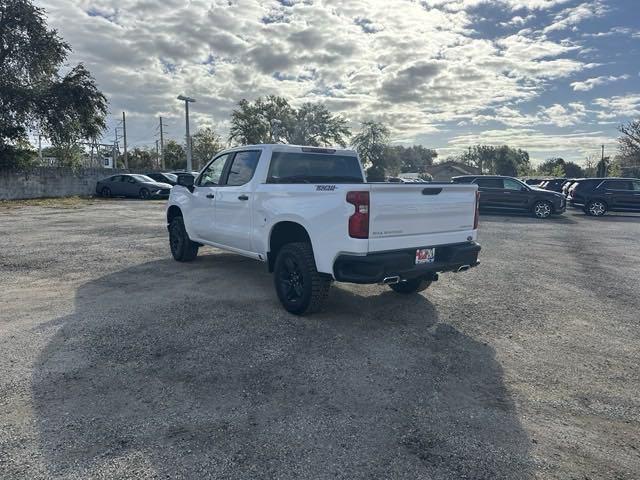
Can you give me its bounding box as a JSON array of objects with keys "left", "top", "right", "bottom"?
[
  {"left": 521, "top": 186, "right": 528, "bottom": 192},
  {"left": 177, "top": 174, "right": 194, "bottom": 192}
]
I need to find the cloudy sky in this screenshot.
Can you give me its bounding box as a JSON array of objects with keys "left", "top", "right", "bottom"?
[{"left": 37, "top": 0, "right": 640, "bottom": 165}]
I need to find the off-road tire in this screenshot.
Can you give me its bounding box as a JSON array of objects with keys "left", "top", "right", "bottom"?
[
  {"left": 169, "top": 216, "right": 199, "bottom": 262},
  {"left": 274, "top": 242, "right": 331, "bottom": 315},
  {"left": 389, "top": 278, "right": 432, "bottom": 294}
]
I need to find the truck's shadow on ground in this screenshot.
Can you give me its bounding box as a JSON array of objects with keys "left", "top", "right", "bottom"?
[
  {"left": 32, "top": 253, "right": 533, "bottom": 479},
  {"left": 480, "top": 211, "right": 579, "bottom": 224}
]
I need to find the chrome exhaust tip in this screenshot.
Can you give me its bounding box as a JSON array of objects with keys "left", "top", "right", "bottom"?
[
  {"left": 457, "top": 265, "right": 471, "bottom": 273},
  {"left": 381, "top": 276, "right": 401, "bottom": 285}
]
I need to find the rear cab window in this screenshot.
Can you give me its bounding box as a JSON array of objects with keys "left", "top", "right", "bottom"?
[{"left": 267, "top": 150, "right": 363, "bottom": 184}]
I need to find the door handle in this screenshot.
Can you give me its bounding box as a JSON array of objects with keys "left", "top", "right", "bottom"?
[
  {"left": 238, "top": 195, "right": 249, "bottom": 201},
  {"left": 206, "top": 194, "right": 215, "bottom": 199}
]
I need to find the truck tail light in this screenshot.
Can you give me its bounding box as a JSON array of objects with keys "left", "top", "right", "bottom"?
[
  {"left": 346, "top": 191, "right": 369, "bottom": 239},
  {"left": 473, "top": 190, "right": 480, "bottom": 230}
]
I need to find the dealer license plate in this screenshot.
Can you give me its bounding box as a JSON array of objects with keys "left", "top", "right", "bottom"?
[{"left": 415, "top": 248, "right": 435, "bottom": 264}]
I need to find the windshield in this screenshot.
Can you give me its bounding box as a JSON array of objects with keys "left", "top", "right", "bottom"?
[
  {"left": 267, "top": 151, "right": 363, "bottom": 184},
  {"left": 163, "top": 173, "right": 177, "bottom": 182}
]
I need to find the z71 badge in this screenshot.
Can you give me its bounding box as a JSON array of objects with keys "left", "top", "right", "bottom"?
[{"left": 316, "top": 185, "right": 336, "bottom": 191}]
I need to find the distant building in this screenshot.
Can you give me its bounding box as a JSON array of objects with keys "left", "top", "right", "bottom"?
[{"left": 422, "top": 161, "right": 481, "bottom": 181}]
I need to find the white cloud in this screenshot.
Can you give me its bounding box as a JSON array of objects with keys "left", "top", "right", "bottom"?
[
  {"left": 571, "top": 75, "right": 630, "bottom": 91},
  {"left": 446, "top": 127, "right": 616, "bottom": 164},
  {"left": 582, "top": 26, "right": 640, "bottom": 38},
  {"left": 31, "top": 0, "right": 628, "bottom": 161},
  {"left": 543, "top": 1, "right": 608, "bottom": 34},
  {"left": 471, "top": 102, "right": 588, "bottom": 128},
  {"left": 593, "top": 94, "right": 640, "bottom": 119}
]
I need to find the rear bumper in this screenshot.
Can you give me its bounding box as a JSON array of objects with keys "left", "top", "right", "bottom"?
[{"left": 333, "top": 241, "right": 481, "bottom": 284}]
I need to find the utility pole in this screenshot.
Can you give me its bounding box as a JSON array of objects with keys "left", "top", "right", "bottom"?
[
  {"left": 155, "top": 140, "right": 160, "bottom": 168},
  {"left": 122, "top": 112, "right": 128, "bottom": 169},
  {"left": 177, "top": 95, "right": 196, "bottom": 171},
  {"left": 113, "top": 129, "right": 119, "bottom": 169},
  {"left": 601, "top": 144, "right": 606, "bottom": 177},
  {"left": 159, "top": 116, "right": 166, "bottom": 169}
]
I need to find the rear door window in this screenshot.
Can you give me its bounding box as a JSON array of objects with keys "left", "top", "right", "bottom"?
[
  {"left": 503, "top": 178, "right": 524, "bottom": 190},
  {"left": 604, "top": 180, "right": 632, "bottom": 190},
  {"left": 267, "top": 151, "right": 363, "bottom": 184}
]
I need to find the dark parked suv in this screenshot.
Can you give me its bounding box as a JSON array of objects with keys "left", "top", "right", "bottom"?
[
  {"left": 567, "top": 178, "right": 640, "bottom": 216},
  {"left": 452, "top": 175, "right": 566, "bottom": 218}
]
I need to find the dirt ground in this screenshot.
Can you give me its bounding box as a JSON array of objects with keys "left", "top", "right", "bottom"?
[{"left": 0, "top": 199, "right": 638, "bottom": 479}]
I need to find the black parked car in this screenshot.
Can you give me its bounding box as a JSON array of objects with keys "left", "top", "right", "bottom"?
[
  {"left": 145, "top": 172, "right": 178, "bottom": 186},
  {"left": 452, "top": 175, "right": 566, "bottom": 219},
  {"left": 567, "top": 178, "right": 640, "bottom": 216},
  {"left": 522, "top": 177, "right": 546, "bottom": 186},
  {"left": 96, "top": 174, "right": 172, "bottom": 199},
  {"left": 540, "top": 178, "right": 567, "bottom": 193}
]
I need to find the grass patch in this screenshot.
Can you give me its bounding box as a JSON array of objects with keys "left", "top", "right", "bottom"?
[{"left": 0, "top": 196, "right": 98, "bottom": 210}]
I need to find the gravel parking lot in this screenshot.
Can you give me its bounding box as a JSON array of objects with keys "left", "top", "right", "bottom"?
[{"left": 1, "top": 200, "right": 639, "bottom": 479}]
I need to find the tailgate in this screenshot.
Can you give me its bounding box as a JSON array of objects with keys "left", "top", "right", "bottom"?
[{"left": 368, "top": 183, "right": 477, "bottom": 252}]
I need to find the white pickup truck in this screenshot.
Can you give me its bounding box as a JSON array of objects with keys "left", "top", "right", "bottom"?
[{"left": 167, "top": 144, "right": 481, "bottom": 314}]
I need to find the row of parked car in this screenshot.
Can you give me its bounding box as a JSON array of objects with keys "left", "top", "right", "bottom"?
[
  {"left": 452, "top": 175, "right": 640, "bottom": 218},
  {"left": 94, "top": 171, "right": 640, "bottom": 218},
  {"left": 526, "top": 176, "right": 640, "bottom": 216},
  {"left": 95, "top": 171, "right": 198, "bottom": 200}
]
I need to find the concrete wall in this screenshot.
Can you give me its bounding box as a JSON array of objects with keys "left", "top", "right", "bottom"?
[{"left": 0, "top": 167, "right": 130, "bottom": 200}]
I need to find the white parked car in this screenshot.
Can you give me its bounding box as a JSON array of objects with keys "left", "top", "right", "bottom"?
[{"left": 166, "top": 144, "right": 481, "bottom": 314}]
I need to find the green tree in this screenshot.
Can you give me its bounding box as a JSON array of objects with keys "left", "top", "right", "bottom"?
[
  {"left": 538, "top": 157, "right": 565, "bottom": 175},
  {"left": 563, "top": 161, "right": 584, "bottom": 178},
  {"left": 0, "top": 0, "right": 107, "bottom": 165},
  {"left": 192, "top": 127, "right": 225, "bottom": 169},
  {"left": 0, "top": 140, "right": 37, "bottom": 169},
  {"left": 286, "top": 102, "right": 350, "bottom": 147},
  {"left": 550, "top": 164, "right": 566, "bottom": 178},
  {"left": 164, "top": 140, "right": 185, "bottom": 170},
  {"left": 385, "top": 145, "right": 438, "bottom": 173},
  {"left": 41, "top": 143, "right": 84, "bottom": 166},
  {"left": 229, "top": 96, "right": 292, "bottom": 145},
  {"left": 351, "top": 121, "right": 390, "bottom": 181},
  {"left": 229, "top": 96, "right": 351, "bottom": 147},
  {"left": 462, "top": 145, "right": 530, "bottom": 176},
  {"left": 608, "top": 160, "right": 622, "bottom": 177},
  {"left": 124, "top": 147, "right": 156, "bottom": 170},
  {"left": 459, "top": 145, "right": 498, "bottom": 174}
]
